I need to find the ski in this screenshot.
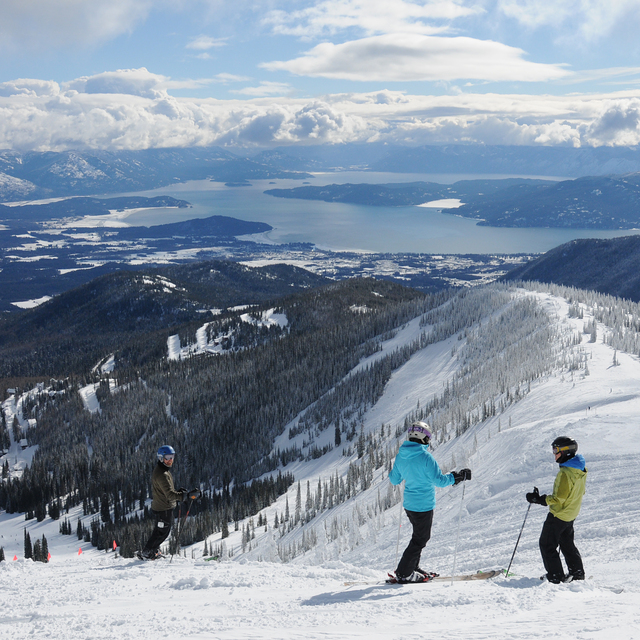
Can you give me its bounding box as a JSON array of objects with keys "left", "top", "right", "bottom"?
[
  {"left": 135, "top": 550, "right": 166, "bottom": 561},
  {"left": 344, "top": 569, "right": 502, "bottom": 587},
  {"left": 385, "top": 571, "right": 439, "bottom": 584}
]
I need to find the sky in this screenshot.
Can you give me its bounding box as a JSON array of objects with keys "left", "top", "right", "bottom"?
[{"left": 1, "top": 0, "right": 640, "bottom": 151}]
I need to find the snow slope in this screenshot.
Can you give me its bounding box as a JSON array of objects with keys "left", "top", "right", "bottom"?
[{"left": 1, "top": 287, "right": 640, "bottom": 639}]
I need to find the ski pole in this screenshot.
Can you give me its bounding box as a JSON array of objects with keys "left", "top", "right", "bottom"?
[
  {"left": 394, "top": 483, "right": 405, "bottom": 569},
  {"left": 450, "top": 481, "right": 466, "bottom": 586},
  {"left": 170, "top": 496, "right": 195, "bottom": 563},
  {"left": 506, "top": 502, "right": 532, "bottom": 577}
]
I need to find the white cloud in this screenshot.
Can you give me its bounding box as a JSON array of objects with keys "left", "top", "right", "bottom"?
[
  {"left": 231, "top": 82, "right": 293, "bottom": 96},
  {"left": 186, "top": 35, "right": 227, "bottom": 50},
  {"left": 262, "top": 33, "right": 570, "bottom": 82},
  {"left": 65, "top": 68, "right": 168, "bottom": 99},
  {"left": 160, "top": 74, "right": 254, "bottom": 91},
  {"left": 496, "top": 0, "right": 640, "bottom": 43},
  {"left": 0, "top": 79, "right": 60, "bottom": 98},
  {"left": 584, "top": 99, "right": 640, "bottom": 146},
  {"left": 213, "top": 73, "right": 253, "bottom": 84},
  {"left": 2, "top": 69, "right": 640, "bottom": 151},
  {"left": 0, "top": 0, "right": 155, "bottom": 51},
  {"left": 264, "top": 0, "right": 481, "bottom": 37}
]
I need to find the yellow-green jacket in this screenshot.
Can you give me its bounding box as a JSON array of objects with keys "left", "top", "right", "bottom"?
[{"left": 545, "top": 454, "right": 587, "bottom": 522}]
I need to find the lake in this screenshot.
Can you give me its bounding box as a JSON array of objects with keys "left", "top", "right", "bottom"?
[{"left": 117, "top": 172, "right": 640, "bottom": 254}]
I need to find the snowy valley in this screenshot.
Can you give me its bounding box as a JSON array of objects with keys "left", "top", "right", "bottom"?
[{"left": 1, "top": 282, "right": 640, "bottom": 639}]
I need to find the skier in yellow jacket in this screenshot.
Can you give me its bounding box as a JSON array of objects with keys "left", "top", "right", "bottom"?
[{"left": 526, "top": 436, "right": 587, "bottom": 583}]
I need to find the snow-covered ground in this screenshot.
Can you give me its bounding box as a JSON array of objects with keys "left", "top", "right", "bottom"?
[{"left": 1, "top": 289, "right": 640, "bottom": 639}]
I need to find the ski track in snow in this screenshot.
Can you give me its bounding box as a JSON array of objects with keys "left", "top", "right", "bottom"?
[{"left": 2, "top": 289, "right": 640, "bottom": 639}]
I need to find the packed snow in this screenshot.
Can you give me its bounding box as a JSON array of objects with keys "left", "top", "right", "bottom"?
[{"left": 1, "top": 288, "right": 640, "bottom": 639}]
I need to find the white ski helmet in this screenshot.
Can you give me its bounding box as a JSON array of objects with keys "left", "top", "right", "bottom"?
[{"left": 408, "top": 421, "right": 432, "bottom": 445}]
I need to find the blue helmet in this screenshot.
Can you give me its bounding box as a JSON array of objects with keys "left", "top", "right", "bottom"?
[{"left": 157, "top": 445, "right": 175, "bottom": 463}]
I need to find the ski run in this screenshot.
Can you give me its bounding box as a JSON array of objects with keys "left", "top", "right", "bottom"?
[{"left": 1, "top": 283, "right": 640, "bottom": 639}]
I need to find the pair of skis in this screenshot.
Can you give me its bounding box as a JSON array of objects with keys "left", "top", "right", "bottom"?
[{"left": 344, "top": 569, "right": 502, "bottom": 587}]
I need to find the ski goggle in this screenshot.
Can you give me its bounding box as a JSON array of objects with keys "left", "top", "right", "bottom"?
[
  {"left": 552, "top": 445, "right": 573, "bottom": 454},
  {"left": 409, "top": 424, "right": 432, "bottom": 443},
  {"left": 163, "top": 454, "right": 175, "bottom": 462}
]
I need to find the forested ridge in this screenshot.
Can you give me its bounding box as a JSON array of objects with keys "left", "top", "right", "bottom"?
[
  {"left": 1, "top": 276, "right": 434, "bottom": 555},
  {"left": 6, "top": 267, "right": 630, "bottom": 561},
  {"left": 0, "top": 260, "right": 330, "bottom": 378}
]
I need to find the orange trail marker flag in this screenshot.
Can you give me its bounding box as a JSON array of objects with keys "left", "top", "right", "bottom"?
[
  {"left": 78, "top": 548, "right": 83, "bottom": 555},
  {"left": 113, "top": 540, "right": 117, "bottom": 551},
  {"left": 13, "top": 555, "right": 17, "bottom": 561}
]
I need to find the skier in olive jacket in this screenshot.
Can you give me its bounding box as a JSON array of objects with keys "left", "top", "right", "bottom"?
[
  {"left": 139, "top": 445, "right": 201, "bottom": 560},
  {"left": 526, "top": 436, "right": 587, "bottom": 583},
  {"left": 389, "top": 422, "right": 471, "bottom": 583}
]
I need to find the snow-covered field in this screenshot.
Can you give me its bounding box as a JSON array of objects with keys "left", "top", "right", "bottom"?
[{"left": 2, "top": 289, "right": 640, "bottom": 639}]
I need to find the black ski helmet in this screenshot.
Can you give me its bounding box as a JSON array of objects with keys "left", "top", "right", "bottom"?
[
  {"left": 552, "top": 436, "right": 577, "bottom": 463},
  {"left": 408, "top": 421, "right": 432, "bottom": 446}
]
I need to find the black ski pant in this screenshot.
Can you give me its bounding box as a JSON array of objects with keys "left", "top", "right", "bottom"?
[
  {"left": 143, "top": 508, "right": 174, "bottom": 553},
  {"left": 396, "top": 509, "right": 434, "bottom": 578},
  {"left": 539, "top": 512, "right": 584, "bottom": 579}
]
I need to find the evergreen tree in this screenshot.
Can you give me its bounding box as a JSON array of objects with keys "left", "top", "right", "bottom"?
[
  {"left": 33, "top": 539, "right": 42, "bottom": 562},
  {"left": 24, "top": 529, "right": 32, "bottom": 560},
  {"left": 100, "top": 494, "right": 111, "bottom": 523},
  {"left": 41, "top": 534, "right": 49, "bottom": 562},
  {"left": 357, "top": 424, "right": 365, "bottom": 458}
]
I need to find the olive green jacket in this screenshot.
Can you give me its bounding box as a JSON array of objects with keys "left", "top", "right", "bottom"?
[
  {"left": 545, "top": 465, "right": 587, "bottom": 522},
  {"left": 150, "top": 462, "right": 184, "bottom": 511}
]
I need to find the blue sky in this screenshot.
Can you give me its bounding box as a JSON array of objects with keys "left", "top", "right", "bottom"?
[{"left": 1, "top": 0, "right": 640, "bottom": 151}]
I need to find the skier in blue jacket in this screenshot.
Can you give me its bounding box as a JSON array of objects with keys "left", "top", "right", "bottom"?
[{"left": 389, "top": 421, "right": 471, "bottom": 583}]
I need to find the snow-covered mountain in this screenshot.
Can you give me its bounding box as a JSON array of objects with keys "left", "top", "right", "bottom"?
[{"left": 1, "top": 283, "right": 640, "bottom": 639}]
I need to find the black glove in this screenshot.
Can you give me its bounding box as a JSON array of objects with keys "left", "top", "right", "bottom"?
[
  {"left": 178, "top": 487, "right": 187, "bottom": 493},
  {"left": 451, "top": 470, "right": 471, "bottom": 485},
  {"left": 526, "top": 487, "right": 547, "bottom": 505},
  {"left": 187, "top": 488, "right": 202, "bottom": 500}
]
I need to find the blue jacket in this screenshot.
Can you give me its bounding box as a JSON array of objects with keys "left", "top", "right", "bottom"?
[{"left": 389, "top": 441, "right": 455, "bottom": 512}]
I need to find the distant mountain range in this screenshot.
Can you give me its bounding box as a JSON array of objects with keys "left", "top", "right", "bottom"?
[
  {"left": 459, "top": 174, "right": 640, "bottom": 228},
  {"left": 265, "top": 178, "right": 552, "bottom": 208},
  {"left": 0, "top": 148, "right": 310, "bottom": 201},
  {"left": 4, "top": 144, "right": 640, "bottom": 203},
  {"left": 500, "top": 235, "right": 640, "bottom": 301},
  {"left": 368, "top": 144, "right": 640, "bottom": 177},
  {"left": 266, "top": 174, "right": 640, "bottom": 229}
]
